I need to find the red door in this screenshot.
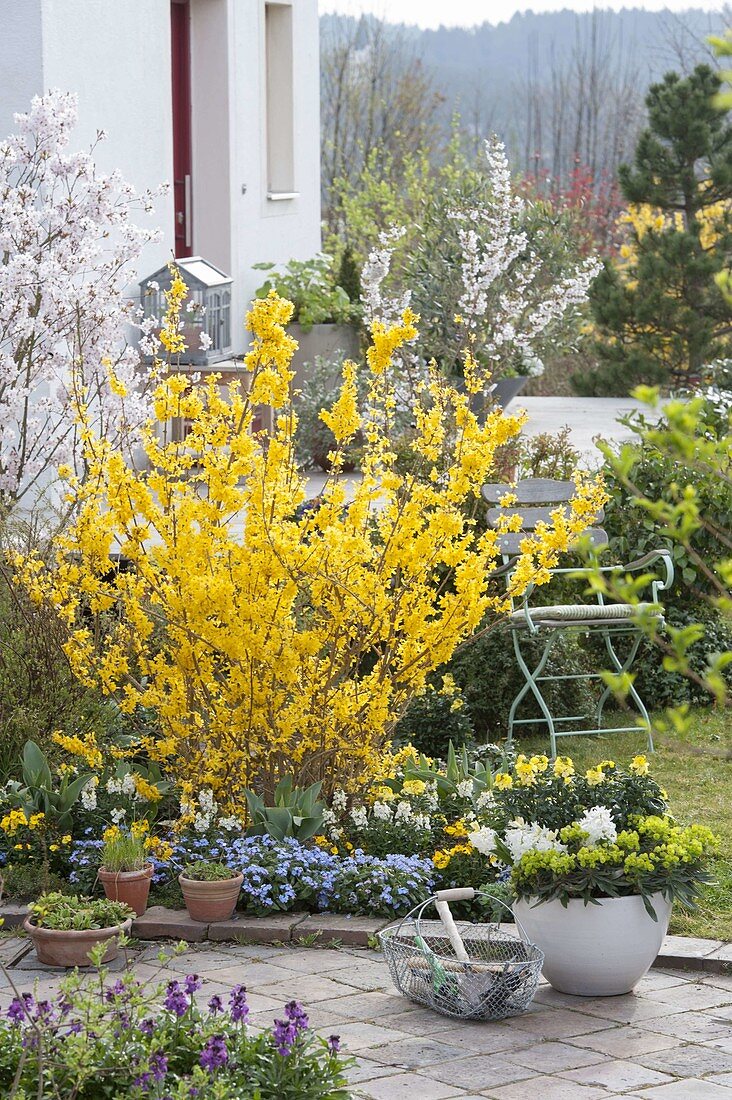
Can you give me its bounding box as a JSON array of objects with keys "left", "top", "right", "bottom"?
[{"left": 171, "top": 0, "right": 192, "bottom": 258}]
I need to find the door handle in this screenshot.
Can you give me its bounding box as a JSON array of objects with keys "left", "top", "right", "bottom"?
[{"left": 184, "top": 174, "right": 192, "bottom": 249}]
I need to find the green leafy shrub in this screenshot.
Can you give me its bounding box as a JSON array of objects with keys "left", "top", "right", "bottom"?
[
  {"left": 29, "top": 891, "right": 133, "bottom": 930},
  {"left": 0, "top": 566, "right": 110, "bottom": 783},
  {"left": 393, "top": 680, "right": 473, "bottom": 757},
  {"left": 253, "top": 254, "right": 357, "bottom": 330}
]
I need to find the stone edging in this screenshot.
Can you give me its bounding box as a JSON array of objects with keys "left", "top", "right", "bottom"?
[{"left": 1, "top": 902, "right": 730, "bottom": 971}]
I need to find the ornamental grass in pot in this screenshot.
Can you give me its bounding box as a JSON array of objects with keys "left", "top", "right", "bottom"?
[
  {"left": 24, "top": 892, "right": 133, "bottom": 967},
  {"left": 469, "top": 754, "right": 718, "bottom": 996},
  {"left": 97, "top": 829, "right": 154, "bottom": 917},
  {"left": 179, "top": 860, "right": 243, "bottom": 922}
]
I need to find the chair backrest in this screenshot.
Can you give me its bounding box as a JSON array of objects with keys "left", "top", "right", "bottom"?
[{"left": 482, "top": 478, "right": 608, "bottom": 556}]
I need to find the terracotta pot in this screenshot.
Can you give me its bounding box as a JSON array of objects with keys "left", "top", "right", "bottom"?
[
  {"left": 178, "top": 871, "right": 243, "bottom": 922},
  {"left": 98, "top": 863, "right": 154, "bottom": 917},
  {"left": 23, "top": 916, "right": 133, "bottom": 967}
]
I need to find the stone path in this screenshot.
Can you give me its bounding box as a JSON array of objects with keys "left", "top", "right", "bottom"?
[{"left": 2, "top": 937, "right": 732, "bottom": 1097}]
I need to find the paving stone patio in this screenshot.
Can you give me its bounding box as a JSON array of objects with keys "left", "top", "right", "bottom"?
[{"left": 1, "top": 936, "right": 732, "bottom": 1097}]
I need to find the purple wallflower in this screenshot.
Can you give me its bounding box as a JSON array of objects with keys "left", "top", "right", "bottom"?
[
  {"left": 284, "top": 1000, "right": 309, "bottom": 1034},
  {"left": 68, "top": 1020, "right": 83, "bottom": 1035},
  {"left": 104, "top": 979, "right": 126, "bottom": 1003},
  {"left": 207, "top": 994, "right": 223, "bottom": 1014},
  {"left": 7, "top": 994, "right": 33, "bottom": 1024},
  {"left": 199, "top": 1034, "right": 228, "bottom": 1073},
  {"left": 272, "top": 1017, "right": 297, "bottom": 1056},
  {"left": 149, "top": 1052, "right": 168, "bottom": 1082},
  {"left": 328, "top": 1034, "right": 341, "bottom": 1053},
  {"left": 163, "top": 980, "right": 189, "bottom": 1018},
  {"left": 140, "top": 1017, "right": 155, "bottom": 1037},
  {"left": 183, "top": 974, "right": 201, "bottom": 995},
  {"left": 229, "top": 984, "right": 249, "bottom": 1023}
]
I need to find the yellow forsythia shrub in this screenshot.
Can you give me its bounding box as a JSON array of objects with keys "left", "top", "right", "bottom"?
[{"left": 18, "top": 290, "right": 604, "bottom": 810}]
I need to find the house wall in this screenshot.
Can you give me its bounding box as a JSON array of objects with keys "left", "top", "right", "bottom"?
[
  {"left": 0, "top": 0, "right": 175, "bottom": 284},
  {"left": 227, "top": 0, "right": 322, "bottom": 350},
  {"left": 0, "top": 0, "right": 321, "bottom": 355}
]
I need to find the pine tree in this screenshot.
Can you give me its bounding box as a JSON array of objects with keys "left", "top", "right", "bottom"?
[{"left": 580, "top": 64, "right": 732, "bottom": 395}]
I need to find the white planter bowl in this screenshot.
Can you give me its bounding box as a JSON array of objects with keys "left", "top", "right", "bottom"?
[{"left": 513, "top": 893, "right": 672, "bottom": 996}]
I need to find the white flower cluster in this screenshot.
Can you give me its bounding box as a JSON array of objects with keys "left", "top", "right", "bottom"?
[
  {"left": 80, "top": 775, "right": 99, "bottom": 811},
  {"left": 468, "top": 825, "right": 497, "bottom": 855},
  {"left": 576, "top": 805, "right": 617, "bottom": 847},
  {"left": 0, "top": 90, "right": 164, "bottom": 512},
  {"left": 106, "top": 774, "right": 137, "bottom": 797},
  {"left": 451, "top": 137, "right": 602, "bottom": 374},
  {"left": 503, "top": 817, "right": 567, "bottom": 863},
  {"left": 455, "top": 779, "right": 474, "bottom": 799},
  {"left": 360, "top": 226, "right": 411, "bottom": 326}
]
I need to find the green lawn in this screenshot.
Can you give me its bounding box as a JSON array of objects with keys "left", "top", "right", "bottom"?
[{"left": 520, "top": 708, "right": 732, "bottom": 941}]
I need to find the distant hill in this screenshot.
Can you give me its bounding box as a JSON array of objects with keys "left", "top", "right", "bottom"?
[{"left": 320, "top": 7, "right": 728, "bottom": 180}]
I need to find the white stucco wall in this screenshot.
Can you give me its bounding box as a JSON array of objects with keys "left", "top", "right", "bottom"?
[
  {"left": 0, "top": 0, "right": 175, "bottom": 286},
  {"left": 228, "top": 0, "right": 322, "bottom": 350},
  {"left": 0, "top": 0, "right": 321, "bottom": 354}
]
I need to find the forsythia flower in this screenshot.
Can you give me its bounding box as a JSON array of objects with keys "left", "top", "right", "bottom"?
[
  {"left": 132, "top": 774, "right": 162, "bottom": 802},
  {"left": 51, "top": 731, "right": 102, "bottom": 771},
  {"left": 18, "top": 288, "right": 602, "bottom": 806}
]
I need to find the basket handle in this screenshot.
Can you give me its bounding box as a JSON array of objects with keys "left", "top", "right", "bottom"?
[
  {"left": 434, "top": 887, "right": 475, "bottom": 903},
  {"left": 474, "top": 889, "right": 531, "bottom": 944}
]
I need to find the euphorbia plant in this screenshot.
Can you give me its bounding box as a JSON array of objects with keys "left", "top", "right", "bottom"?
[{"left": 19, "top": 284, "right": 604, "bottom": 810}]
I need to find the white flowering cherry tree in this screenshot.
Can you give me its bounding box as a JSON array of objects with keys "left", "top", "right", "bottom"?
[
  {"left": 361, "top": 137, "right": 602, "bottom": 393},
  {"left": 0, "top": 91, "right": 162, "bottom": 519}
]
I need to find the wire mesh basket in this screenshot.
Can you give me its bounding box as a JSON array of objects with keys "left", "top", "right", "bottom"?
[{"left": 378, "top": 887, "right": 544, "bottom": 1021}]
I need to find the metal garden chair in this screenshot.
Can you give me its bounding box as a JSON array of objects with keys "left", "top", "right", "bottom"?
[{"left": 482, "top": 478, "right": 674, "bottom": 757}]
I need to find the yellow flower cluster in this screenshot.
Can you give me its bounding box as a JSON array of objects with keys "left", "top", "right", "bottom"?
[
  {"left": 0, "top": 809, "right": 45, "bottom": 836},
  {"left": 432, "top": 842, "right": 473, "bottom": 869},
  {"left": 513, "top": 754, "right": 549, "bottom": 786},
  {"left": 51, "top": 731, "right": 103, "bottom": 771},
  {"left": 159, "top": 266, "right": 188, "bottom": 356},
  {"left": 19, "top": 289, "right": 602, "bottom": 805}
]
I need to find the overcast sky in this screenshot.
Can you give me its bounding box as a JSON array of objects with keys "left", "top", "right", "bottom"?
[{"left": 318, "top": 1, "right": 722, "bottom": 30}]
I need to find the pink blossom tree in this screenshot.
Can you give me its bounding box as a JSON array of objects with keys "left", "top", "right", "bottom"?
[{"left": 0, "top": 91, "right": 163, "bottom": 518}]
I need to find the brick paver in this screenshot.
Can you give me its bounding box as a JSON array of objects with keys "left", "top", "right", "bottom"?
[{"left": 1, "top": 936, "right": 732, "bottom": 1097}]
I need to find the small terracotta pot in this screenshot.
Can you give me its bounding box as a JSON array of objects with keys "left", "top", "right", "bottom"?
[
  {"left": 178, "top": 871, "right": 243, "bottom": 922},
  {"left": 23, "top": 917, "right": 133, "bottom": 967},
  {"left": 98, "top": 863, "right": 154, "bottom": 917}
]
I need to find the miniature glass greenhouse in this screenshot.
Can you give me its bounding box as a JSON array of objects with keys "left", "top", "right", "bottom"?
[{"left": 140, "top": 257, "right": 233, "bottom": 365}]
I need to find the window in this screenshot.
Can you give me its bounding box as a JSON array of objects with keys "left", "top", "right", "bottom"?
[{"left": 265, "top": 2, "right": 296, "bottom": 199}]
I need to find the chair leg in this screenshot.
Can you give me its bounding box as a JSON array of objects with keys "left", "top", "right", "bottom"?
[
  {"left": 597, "top": 628, "right": 654, "bottom": 752},
  {"left": 509, "top": 630, "right": 559, "bottom": 758}
]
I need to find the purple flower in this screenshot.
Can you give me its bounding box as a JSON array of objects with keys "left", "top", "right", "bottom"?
[
  {"left": 228, "top": 984, "right": 248, "bottom": 1024},
  {"left": 140, "top": 1017, "right": 155, "bottom": 1037},
  {"left": 133, "top": 1072, "right": 151, "bottom": 1090},
  {"left": 149, "top": 1052, "right": 168, "bottom": 1082},
  {"left": 105, "top": 979, "right": 126, "bottom": 1002},
  {"left": 328, "top": 1034, "right": 341, "bottom": 1053},
  {"left": 68, "top": 1020, "right": 82, "bottom": 1035},
  {"left": 33, "top": 1000, "right": 53, "bottom": 1022},
  {"left": 163, "top": 980, "right": 189, "bottom": 1018},
  {"left": 7, "top": 994, "right": 33, "bottom": 1024},
  {"left": 184, "top": 974, "right": 201, "bottom": 995},
  {"left": 285, "top": 1000, "right": 309, "bottom": 1033},
  {"left": 273, "top": 1017, "right": 297, "bottom": 1056},
  {"left": 199, "top": 1034, "right": 228, "bottom": 1073},
  {"left": 207, "top": 995, "right": 223, "bottom": 1014}
]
